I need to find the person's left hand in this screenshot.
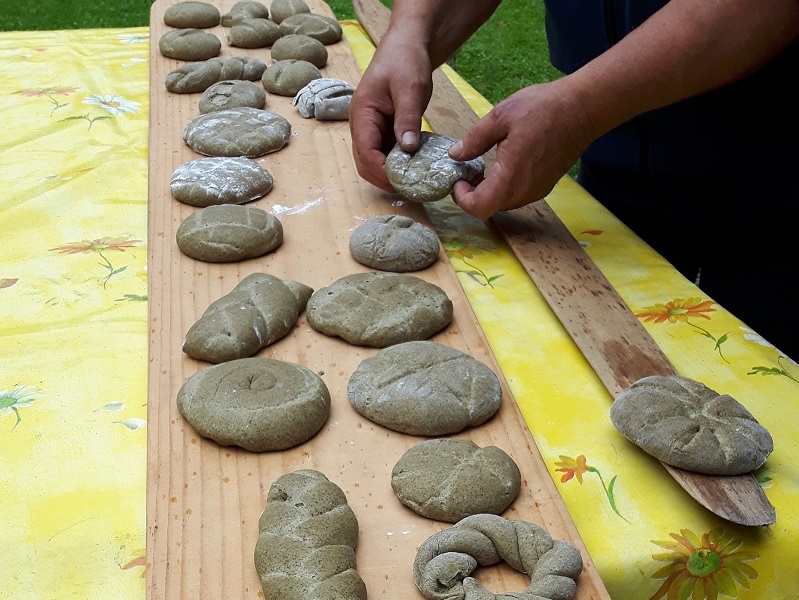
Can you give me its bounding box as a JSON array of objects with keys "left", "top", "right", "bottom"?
[{"left": 448, "top": 79, "right": 595, "bottom": 220}]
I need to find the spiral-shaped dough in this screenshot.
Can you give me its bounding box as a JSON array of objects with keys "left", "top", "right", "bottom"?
[
  {"left": 255, "top": 470, "right": 367, "bottom": 600},
  {"left": 413, "top": 514, "right": 582, "bottom": 600}
]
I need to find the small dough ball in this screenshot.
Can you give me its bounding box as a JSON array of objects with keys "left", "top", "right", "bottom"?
[
  {"left": 221, "top": 1, "right": 270, "bottom": 25},
  {"left": 270, "top": 34, "right": 328, "bottom": 68},
  {"left": 292, "top": 77, "right": 354, "bottom": 120},
  {"left": 177, "top": 357, "right": 330, "bottom": 452},
  {"left": 262, "top": 59, "right": 322, "bottom": 96},
  {"left": 163, "top": 1, "right": 221, "bottom": 28},
  {"left": 610, "top": 375, "right": 773, "bottom": 475},
  {"left": 227, "top": 18, "right": 282, "bottom": 48},
  {"left": 278, "top": 13, "right": 343, "bottom": 44},
  {"left": 176, "top": 204, "right": 283, "bottom": 262},
  {"left": 307, "top": 273, "right": 453, "bottom": 347},
  {"left": 269, "top": 0, "right": 310, "bottom": 24},
  {"left": 183, "top": 107, "right": 291, "bottom": 157},
  {"left": 170, "top": 156, "right": 274, "bottom": 207},
  {"left": 158, "top": 29, "right": 221, "bottom": 61},
  {"left": 199, "top": 80, "right": 266, "bottom": 113},
  {"left": 349, "top": 214, "right": 439, "bottom": 272},
  {"left": 386, "top": 132, "right": 485, "bottom": 202},
  {"left": 391, "top": 439, "right": 521, "bottom": 522},
  {"left": 348, "top": 341, "right": 501, "bottom": 435}
]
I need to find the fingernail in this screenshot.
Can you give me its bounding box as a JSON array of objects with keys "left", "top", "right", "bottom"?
[
  {"left": 401, "top": 131, "right": 417, "bottom": 147},
  {"left": 449, "top": 140, "right": 463, "bottom": 158}
]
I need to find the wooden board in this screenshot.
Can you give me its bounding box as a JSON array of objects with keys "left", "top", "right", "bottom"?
[{"left": 146, "top": 1, "right": 611, "bottom": 598}]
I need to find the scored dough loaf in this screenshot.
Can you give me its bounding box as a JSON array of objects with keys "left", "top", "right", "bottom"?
[{"left": 255, "top": 470, "right": 367, "bottom": 600}]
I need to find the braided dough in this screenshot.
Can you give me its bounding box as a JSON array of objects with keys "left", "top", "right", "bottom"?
[
  {"left": 183, "top": 273, "right": 312, "bottom": 363},
  {"left": 293, "top": 77, "right": 355, "bottom": 121},
  {"left": 610, "top": 374, "right": 773, "bottom": 475},
  {"left": 413, "top": 514, "right": 582, "bottom": 600},
  {"left": 165, "top": 56, "right": 267, "bottom": 94},
  {"left": 255, "top": 470, "right": 367, "bottom": 600}
]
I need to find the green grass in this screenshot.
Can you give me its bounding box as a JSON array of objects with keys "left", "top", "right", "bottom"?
[{"left": 0, "top": 0, "right": 558, "bottom": 105}]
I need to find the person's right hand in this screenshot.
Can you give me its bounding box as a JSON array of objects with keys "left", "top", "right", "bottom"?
[{"left": 349, "top": 29, "right": 435, "bottom": 192}]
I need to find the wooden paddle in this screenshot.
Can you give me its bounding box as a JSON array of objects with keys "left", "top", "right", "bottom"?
[{"left": 352, "top": 0, "right": 776, "bottom": 527}]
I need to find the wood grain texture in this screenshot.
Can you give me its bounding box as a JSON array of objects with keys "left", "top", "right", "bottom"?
[
  {"left": 146, "top": 1, "right": 611, "bottom": 599},
  {"left": 351, "top": 0, "right": 776, "bottom": 528}
]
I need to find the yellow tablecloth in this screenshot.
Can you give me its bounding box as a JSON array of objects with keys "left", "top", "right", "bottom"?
[{"left": 1, "top": 23, "right": 798, "bottom": 600}]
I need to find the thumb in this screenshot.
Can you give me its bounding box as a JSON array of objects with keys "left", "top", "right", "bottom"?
[
  {"left": 391, "top": 78, "right": 430, "bottom": 153},
  {"left": 449, "top": 110, "right": 508, "bottom": 161}
]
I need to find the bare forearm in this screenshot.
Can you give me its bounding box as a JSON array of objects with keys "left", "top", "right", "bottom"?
[
  {"left": 389, "top": 0, "right": 502, "bottom": 67},
  {"left": 568, "top": 0, "right": 799, "bottom": 141}
]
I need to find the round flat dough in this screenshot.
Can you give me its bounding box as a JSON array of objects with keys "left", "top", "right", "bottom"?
[
  {"left": 177, "top": 358, "right": 330, "bottom": 452},
  {"left": 170, "top": 156, "right": 273, "bottom": 207},
  {"left": 278, "top": 13, "right": 343, "bottom": 44},
  {"left": 414, "top": 515, "right": 583, "bottom": 600},
  {"left": 166, "top": 56, "right": 267, "bottom": 94},
  {"left": 183, "top": 107, "right": 291, "bottom": 157},
  {"left": 386, "top": 132, "right": 485, "bottom": 202},
  {"left": 610, "top": 375, "right": 773, "bottom": 475},
  {"left": 183, "top": 273, "right": 312, "bottom": 363},
  {"left": 158, "top": 29, "right": 221, "bottom": 61},
  {"left": 348, "top": 341, "right": 500, "bottom": 434},
  {"left": 163, "top": 1, "right": 221, "bottom": 28},
  {"left": 269, "top": 0, "right": 310, "bottom": 24},
  {"left": 176, "top": 204, "right": 283, "bottom": 262},
  {"left": 392, "top": 439, "right": 521, "bottom": 522},
  {"left": 227, "top": 18, "right": 282, "bottom": 48},
  {"left": 270, "top": 34, "right": 328, "bottom": 68},
  {"left": 306, "top": 273, "right": 452, "bottom": 347},
  {"left": 349, "top": 215, "right": 439, "bottom": 272},
  {"left": 221, "top": 1, "right": 270, "bottom": 26},
  {"left": 262, "top": 59, "right": 322, "bottom": 97},
  {"left": 199, "top": 80, "right": 266, "bottom": 113}
]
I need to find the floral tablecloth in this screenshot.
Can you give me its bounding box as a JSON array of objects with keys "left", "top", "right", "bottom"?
[{"left": 1, "top": 23, "right": 797, "bottom": 600}]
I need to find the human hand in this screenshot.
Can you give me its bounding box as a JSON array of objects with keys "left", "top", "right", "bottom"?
[
  {"left": 448, "top": 80, "right": 595, "bottom": 220},
  {"left": 350, "top": 29, "right": 434, "bottom": 192}
]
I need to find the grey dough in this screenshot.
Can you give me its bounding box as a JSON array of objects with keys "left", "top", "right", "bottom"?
[
  {"left": 386, "top": 132, "right": 485, "bottom": 202},
  {"left": 183, "top": 107, "right": 291, "bottom": 157},
  {"left": 176, "top": 204, "right": 283, "bottom": 262},
  {"left": 392, "top": 439, "right": 521, "bottom": 522},
  {"left": 227, "top": 18, "right": 282, "bottom": 48},
  {"left": 163, "top": 1, "right": 221, "bottom": 28},
  {"left": 158, "top": 29, "right": 221, "bottom": 61},
  {"left": 255, "top": 470, "right": 367, "bottom": 600},
  {"left": 170, "top": 156, "right": 273, "bottom": 207},
  {"left": 177, "top": 358, "right": 329, "bottom": 451},
  {"left": 610, "top": 375, "right": 774, "bottom": 475},
  {"left": 306, "top": 272, "right": 453, "bottom": 347},
  {"left": 413, "top": 514, "right": 583, "bottom": 600},
  {"left": 221, "top": 1, "right": 270, "bottom": 25},
  {"left": 262, "top": 59, "right": 322, "bottom": 97},
  {"left": 269, "top": 0, "right": 310, "bottom": 24},
  {"left": 270, "top": 34, "right": 328, "bottom": 68},
  {"left": 293, "top": 77, "right": 355, "bottom": 120},
  {"left": 165, "top": 56, "right": 267, "bottom": 94},
  {"left": 183, "top": 273, "right": 312, "bottom": 363},
  {"left": 199, "top": 80, "right": 266, "bottom": 113},
  {"left": 349, "top": 214, "right": 439, "bottom": 272},
  {"left": 348, "top": 341, "right": 501, "bottom": 435},
  {"left": 279, "top": 13, "right": 343, "bottom": 44}
]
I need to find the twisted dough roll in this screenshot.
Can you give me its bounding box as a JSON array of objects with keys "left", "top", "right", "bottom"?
[
  {"left": 165, "top": 56, "right": 267, "bottom": 93},
  {"left": 413, "top": 514, "right": 582, "bottom": 600},
  {"left": 255, "top": 470, "right": 367, "bottom": 600}
]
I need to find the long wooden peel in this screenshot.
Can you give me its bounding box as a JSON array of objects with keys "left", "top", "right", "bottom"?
[{"left": 352, "top": 0, "right": 776, "bottom": 527}]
